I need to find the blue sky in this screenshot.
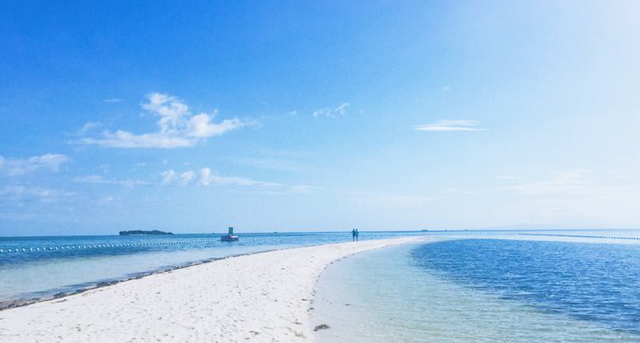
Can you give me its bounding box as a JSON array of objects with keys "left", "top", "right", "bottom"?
[{"left": 1, "top": 1, "right": 639, "bottom": 236}]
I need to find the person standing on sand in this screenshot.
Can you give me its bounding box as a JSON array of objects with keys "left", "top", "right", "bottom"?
[
  {"left": 351, "top": 229, "right": 357, "bottom": 242},
  {"left": 355, "top": 229, "right": 360, "bottom": 242}
]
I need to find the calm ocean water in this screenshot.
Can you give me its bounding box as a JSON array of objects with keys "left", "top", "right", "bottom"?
[
  {"left": 413, "top": 239, "right": 640, "bottom": 335},
  {"left": 313, "top": 232, "right": 640, "bottom": 342},
  {"left": 0, "top": 231, "right": 426, "bottom": 306}
]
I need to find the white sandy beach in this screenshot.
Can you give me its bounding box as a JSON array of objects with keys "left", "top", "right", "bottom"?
[{"left": 0, "top": 237, "right": 426, "bottom": 343}]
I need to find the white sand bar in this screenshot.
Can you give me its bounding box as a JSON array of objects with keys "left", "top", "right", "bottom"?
[{"left": 0, "top": 237, "right": 425, "bottom": 342}]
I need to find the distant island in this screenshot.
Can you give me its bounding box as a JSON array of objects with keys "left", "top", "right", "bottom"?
[{"left": 119, "top": 230, "right": 174, "bottom": 236}]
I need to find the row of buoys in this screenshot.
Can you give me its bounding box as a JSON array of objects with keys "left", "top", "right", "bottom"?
[
  {"left": 0, "top": 236, "right": 305, "bottom": 254},
  {"left": 0, "top": 235, "right": 341, "bottom": 253},
  {"left": 0, "top": 238, "right": 223, "bottom": 254}
]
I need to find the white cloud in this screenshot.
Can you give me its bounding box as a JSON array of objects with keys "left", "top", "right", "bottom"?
[
  {"left": 198, "top": 167, "right": 282, "bottom": 187},
  {"left": 77, "top": 122, "right": 102, "bottom": 135},
  {"left": 160, "top": 170, "right": 177, "bottom": 184},
  {"left": 161, "top": 167, "right": 282, "bottom": 188},
  {"left": 188, "top": 113, "right": 244, "bottom": 138},
  {"left": 222, "top": 156, "right": 301, "bottom": 173},
  {"left": 179, "top": 170, "right": 197, "bottom": 186},
  {"left": 199, "top": 168, "right": 213, "bottom": 186},
  {"left": 81, "top": 93, "right": 246, "bottom": 148},
  {"left": 0, "top": 154, "right": 69, "bottom": 177},
  {"left": 142, "top": 93, "right": 189, "bottom": 133},
  {"left": 75, "top": 175, "right": 151, "bottom": 187},
  {"left": 161, "top": 169, "right": 197, "bottom": 187},
  {"left": 82, "top": 130, "right": 194, "bottom": 148},
  {"left": 76, "top": 166, "right": 312, "bottom": 192},
  {"left": 414, "top": 120, "right": 486, "bottom": 132},
  {"left": 313, "top": 103, "right": 350, "bottom": 118},
  {"left": 104, "top": 98, "right": 122, "bottom": 103}
]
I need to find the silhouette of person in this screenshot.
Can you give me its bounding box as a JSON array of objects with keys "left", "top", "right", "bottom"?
[
  {"left": 355, "top": 229, "right": 359, "bottom": 241},
  {"left": 351, "top": 228, "right": 357, "bottom": 242}
]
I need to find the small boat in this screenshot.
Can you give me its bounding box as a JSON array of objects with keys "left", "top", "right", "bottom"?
[{"left": 221, "top": 227, "right": 239, "bottom": 242}]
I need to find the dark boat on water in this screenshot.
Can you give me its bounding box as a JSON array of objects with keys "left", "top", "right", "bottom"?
[{"left": 221, "top": 227, "right": 239, "bottom": 242}]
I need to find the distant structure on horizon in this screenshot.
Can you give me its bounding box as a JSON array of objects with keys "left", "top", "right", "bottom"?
[
  {"left": 119, "top": 230, "right": 173, "bottom": 236},
  {"left": 221, "top": 227, "right": 239, "bottom": 242}
]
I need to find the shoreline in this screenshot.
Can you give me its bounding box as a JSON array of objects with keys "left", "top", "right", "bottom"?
[
  {"left": 0, "top": 248, "right": 286, "bottom": 312},
  {"left": 0, "top": 236, "right": 426, "bottom": 342}
]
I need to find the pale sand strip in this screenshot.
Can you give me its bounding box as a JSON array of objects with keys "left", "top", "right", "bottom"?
[{"left": 0, "top": 237, "right": 426, "bottom": 343}]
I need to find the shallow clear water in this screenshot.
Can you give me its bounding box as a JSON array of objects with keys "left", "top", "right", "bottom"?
[
  {"left": 413, "top": 239, "right": 640, "bottom": 335},
  {"left": 313, "top": 239, "right": 640, "bottom": 342},
  {"left": 0, "top": 231, "right": 425, "bottom": 304}
]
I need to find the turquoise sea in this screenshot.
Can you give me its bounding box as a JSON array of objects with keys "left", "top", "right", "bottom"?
[{"left": 313, "top": 231, "right": 640, "bottom": 342}]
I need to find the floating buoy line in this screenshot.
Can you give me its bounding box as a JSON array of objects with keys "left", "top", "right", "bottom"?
[
  {"left": 0, "top": 238, "right": 226, "bottom": 254},
  {"left": 0, "top": 235, "right": 313, "bottom": 254}
]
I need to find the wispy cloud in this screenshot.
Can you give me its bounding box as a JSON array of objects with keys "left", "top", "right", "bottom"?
[
  {"left": 161, "top": 168, "right": 282, "bottom": 188},
  {"left": 81, "top": 93, "right": 246, "bottom": 148},
  {"left": 75, "top": 175, "right": 151, "bottom": 187},
  {"left": 221, "top": 156, "right": 301, "bottom": 173},
  {"left": 161, "top": 169, "right": 197, "bottom": 187},
  {"left": 76, "top": 168, "right": 289, "bottom": 190},
  {"left": 76, "top": 122, "right": 102, "bottom": 135},
  {"left": 414, "top": 120, "right": 486, "bottom": 132},
  {"left": 199, "top": 168, "right": 282, "bottom": 187},
  {"left": 0, "top": 154, "right": 69, "bottom": 177},
  {"left": 313, "top": 103, "right": 350, "bottom": 118},
  {"left": 501, "top": 169, "right": 592, "bottom": 195},
  {"left": 0, "top": 186, "right": 74, "bottom": 202},
  {"left": 104, "top": 98, "right": 122, "bottom": 103}
]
